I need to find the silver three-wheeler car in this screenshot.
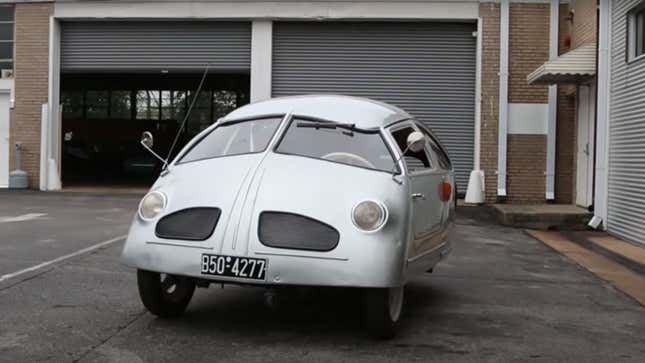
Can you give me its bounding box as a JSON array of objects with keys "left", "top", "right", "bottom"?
[{"left": 122, "top": 95, "right": 455, "bottom": 338}]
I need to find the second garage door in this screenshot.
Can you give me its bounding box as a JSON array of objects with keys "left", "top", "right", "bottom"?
[{"left": 272, "top": 21, "right": 476, "bottom": 190}]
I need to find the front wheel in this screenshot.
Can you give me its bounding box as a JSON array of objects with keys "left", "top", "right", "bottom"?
[
  {"left": 137, "top": 269, "right": 196, "bottom": 318},
  {"left": 364, "top": 286, "right": 404, "bottom": 339}
]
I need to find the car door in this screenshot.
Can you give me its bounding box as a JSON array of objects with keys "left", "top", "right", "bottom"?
[
  {"left": 418, "top": 123, "right": 455, "bottom": 226},
  {"left": 389, "top": 123, "right": 443, "bottom": 259}
]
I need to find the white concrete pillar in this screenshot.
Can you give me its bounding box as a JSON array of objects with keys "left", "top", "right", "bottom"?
[
  {"left": 45, "top": 16, "right": 61, "bottom": 190},
  {"left": 545, "top": 0, "right": 559, "bottom": 200},
  {"left": 497, "top": 0, "right": 510, "bottom": 198},
  {"left": 591, "top": 0, "right": 611, "bottom": 229},
  {"left": 250, "top": 21, "right": 273, "bottom": 102},
  {"left": 465, "top": 18, "right": 485, "bottom": 204}
]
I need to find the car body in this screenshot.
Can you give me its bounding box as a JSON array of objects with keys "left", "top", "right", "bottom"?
[{"left": 122, "top": 95, "right": 456, "bottom": 338}]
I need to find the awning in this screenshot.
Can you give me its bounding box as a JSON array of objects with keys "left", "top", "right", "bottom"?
[{"left": 527, "top": 42, "right": 596, "bottom": 84}]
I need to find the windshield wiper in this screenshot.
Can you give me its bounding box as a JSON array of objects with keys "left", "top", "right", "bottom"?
[{"left": 296, "top": 121, "right": 358, "bottom": 131}]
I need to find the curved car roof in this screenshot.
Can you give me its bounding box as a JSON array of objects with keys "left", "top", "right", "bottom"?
[{"left": 222, "top": 95, "right": 412, "bottom": 129}]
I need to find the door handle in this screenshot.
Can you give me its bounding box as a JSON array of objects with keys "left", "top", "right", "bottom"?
[{"left": 411, "top": 193, "right": 426, "bottom": 200}]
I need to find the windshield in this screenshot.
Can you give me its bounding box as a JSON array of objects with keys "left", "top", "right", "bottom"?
[
  {"left": 178, "top": 116, "right": 283, "bottom": 164},
  {"left": 275, "top": 118, "right": 396, "bottom": 173}
]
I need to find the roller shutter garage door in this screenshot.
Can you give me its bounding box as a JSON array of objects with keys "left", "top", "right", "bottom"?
[
  {"left": 606, "top": 1, "right": 645, "bottom": 245},
  {"left": 61, "top": 21, "right": 251, "bottom": 73},
  {"left": 272, "top": 22, "right": 476, "bottom": 190}
]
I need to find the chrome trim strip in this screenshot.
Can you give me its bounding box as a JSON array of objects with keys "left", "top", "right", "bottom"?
[
  {"left": 254, "top": 251, "right": 349, "bottom": 261},
  {"left": 145, "top": 241, "right": 214, "bottom": 250},
  {"left": 407, "top": 241, "right": 447, "bottom": 264}
]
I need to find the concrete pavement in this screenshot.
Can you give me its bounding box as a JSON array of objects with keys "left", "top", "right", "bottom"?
[{"left": 0, "top": 193, "right": 643, "bottom": 362}]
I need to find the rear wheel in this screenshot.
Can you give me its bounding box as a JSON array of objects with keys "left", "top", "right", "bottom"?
[
  {"left": 364, "top": 286, "right": 404, "bottom": 339},
  {"left": 137, "top": 269, "right": 196, "bottom": 318}
]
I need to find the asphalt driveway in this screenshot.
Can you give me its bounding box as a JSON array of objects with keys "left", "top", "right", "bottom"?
[
  {"left": 0, "top": 190, "right": 140, "bottom": 276},
  {"left": 0, "top": 192, "right": 643, "bottom": 362}
]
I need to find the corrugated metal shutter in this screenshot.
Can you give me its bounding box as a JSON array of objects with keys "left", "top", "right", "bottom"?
[
  {"left": 61, "top": 21, "right": 251, "bottom": 73},
  {"left": 272, "top": 22, "right": 476, "bottom": 190},
  {"left": 607, "top": 0, "right": 645, "bottom": 245}
]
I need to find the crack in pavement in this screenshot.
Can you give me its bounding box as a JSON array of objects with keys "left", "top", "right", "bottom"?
[{"left": 71, "top": 310, "right": 148, "bottom": 363}]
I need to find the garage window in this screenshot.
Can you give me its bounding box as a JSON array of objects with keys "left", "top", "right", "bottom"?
[
  {"left": 186, "top": 91, "right": 213, "bottom": 133},
  {"left": 213, "top": 90, "right": 238, "bottom": 119},
  {"left": 136, "top": 90, "right": 161, "bottom": 120},
  {"left": 86, "top": 91, "right": 109, "bottom": 119},
  {"left": 110, "top": 91, "right": 132, "bottom": 119},
  {"left": 61, "top": 91, "right": 84, "bottom": 119},
  {"left": 0, "top": 4, "right": 13, "bottom": 72},
  {"left": 628, "top": 2, "right": 645, "bottom": 61}
]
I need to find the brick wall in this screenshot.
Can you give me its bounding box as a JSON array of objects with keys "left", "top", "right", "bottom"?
[
  {"left": 505, "top": 3, "right": 550, "bottom": 203},
  {"left": 506, "top": 135, "right": 547, "bottom": 203},
  {"left": 569, "top": 0, "right": 597, "bottom": 48},
  {"left": 480, "top": 3, "right": 500, "bottom": 203},
  {"left": 555, "top": 4, "right": 576, "bottom": 204},
  {"left": 508, "top": 3, "right": 550, "bottom": 104},
  {"left": 556, "top": 87, "right": 576, "bottom": 204},
  {"left": 11, "top": 3, "right": 51, "bottom": 188}
]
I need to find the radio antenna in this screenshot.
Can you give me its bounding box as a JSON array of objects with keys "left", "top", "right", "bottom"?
[{"left": 163, "top": 63, "right": 211, "bottom": 169}]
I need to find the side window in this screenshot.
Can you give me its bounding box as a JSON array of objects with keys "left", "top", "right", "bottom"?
[
  {"left": 418, "top": 125, "right": 452, "bottom": 170},
  {"left": 390, "top": 126, "right": 431, "bottom": 172},
  {"left": 627, "top": 2, "right": 645, "bottom": 61}
]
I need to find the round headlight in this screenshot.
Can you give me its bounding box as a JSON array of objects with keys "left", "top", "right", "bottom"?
[
  {"left": 352, "top": 200, "right": 387, "bottom": 232},
  {"left": 139, "top": 191, "right": 166, "bottom": 220}
]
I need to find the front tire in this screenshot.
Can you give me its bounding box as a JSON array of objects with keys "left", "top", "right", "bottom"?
[
  {"left": 364, "top": 286, "right": 404, "bottom": 339},
  {"left": 137, "top": 269, "right": 196, "bottom": 318}
]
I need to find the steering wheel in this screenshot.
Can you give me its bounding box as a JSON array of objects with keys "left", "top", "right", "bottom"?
[{"left": 321, "top": 152, "right": 375, "bottom": 169}]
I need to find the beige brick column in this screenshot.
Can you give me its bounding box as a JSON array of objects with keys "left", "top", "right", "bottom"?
[
  {"left": 11, "top": 3, "right": 51, "bottom": 188},
  {"left": 479, "top": 3, "right": 500, "bottom": 203},
  {"left": 505, "top": 3, "right": 550, "bottom": 204}
]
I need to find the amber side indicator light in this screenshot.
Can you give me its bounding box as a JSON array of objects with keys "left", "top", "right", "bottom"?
[{"left": 439, "top": 182, "right": 452, "bottom": 202}]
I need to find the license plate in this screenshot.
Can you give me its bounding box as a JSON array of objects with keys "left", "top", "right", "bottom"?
[{"left": 200, "top": 254, "right": 267, "bottom": 281}]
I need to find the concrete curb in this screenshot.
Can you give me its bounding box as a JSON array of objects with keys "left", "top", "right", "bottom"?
[{"left": 561, "top": 231, "right": 645, "bottom": 277}]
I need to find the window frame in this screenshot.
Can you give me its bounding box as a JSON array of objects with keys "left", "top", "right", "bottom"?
[
  {"left": 387, "top": 121, "right": 436, "bottom": 176},
  {"left": 109, "top": 90, "right": 134, "bottom": 120},
  {"left": 84, "top": 90, "right": 110, "bottom": 120},
  {"left": 627, "top": 1, "right": 645, "bottom": 63},
  {"left": 415, "top": 121, "right": 453, "bottom": 171},
  {"left": 0, "top": 4, "right": 14, "bottom": 72}
]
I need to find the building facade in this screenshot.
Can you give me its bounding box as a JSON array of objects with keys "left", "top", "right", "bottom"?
[
  {"left": 606, "top": 0, "right": 645, "bottom": 245},
  {"left": 1, "top": 0, "right": 575, "bottom": 202}
]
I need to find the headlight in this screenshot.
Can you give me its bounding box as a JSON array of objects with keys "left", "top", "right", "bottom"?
[
  {"left": 352, "top": 200, "right": 387, "bottom": 232},
  {"left": 139, "top": 191, "right": 167, "bottom": 220}
]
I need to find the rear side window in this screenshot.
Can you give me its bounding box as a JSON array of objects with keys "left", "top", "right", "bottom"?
[
  {"left": 390, "top": 126, "right": 431, "bottom": 172},
  {"left": 418, "top": 125, "right": 452, "bottom": 170}
]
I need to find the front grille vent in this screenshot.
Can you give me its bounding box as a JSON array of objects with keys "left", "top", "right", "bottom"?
[
  {"left": 258, "top": 211, "right": 340, "bottom": 252},
  {"left": 155, "top": 207, "right": 221, "bottom": 241}
]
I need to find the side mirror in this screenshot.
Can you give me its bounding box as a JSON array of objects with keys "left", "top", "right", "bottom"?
[
  {"left": 139, "top": 131, "right": 167, "bottom": 167},
  {"left": 406, "top": 131, "right": 425, "bottom": 153},
  {"left": 141, "top": 131, "right": 154, "bottom": 149}
]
